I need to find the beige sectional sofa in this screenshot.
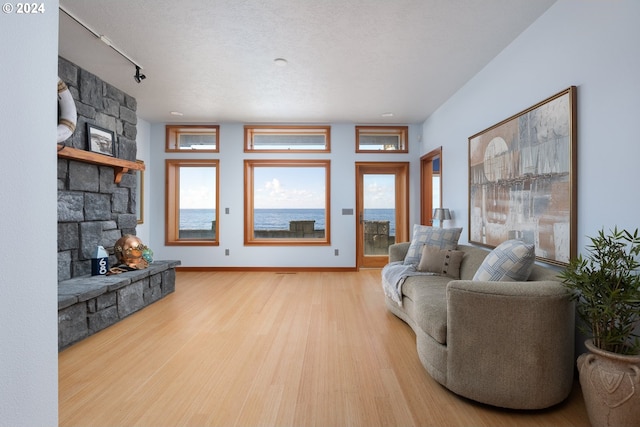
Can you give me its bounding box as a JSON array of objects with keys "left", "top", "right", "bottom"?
[{"left": 384, "top": 242, "right": 575, "bottom": 409}]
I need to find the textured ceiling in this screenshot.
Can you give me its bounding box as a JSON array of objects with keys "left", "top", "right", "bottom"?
[{"left": 58, "top": 0, "right": 556, "bottom": 124}]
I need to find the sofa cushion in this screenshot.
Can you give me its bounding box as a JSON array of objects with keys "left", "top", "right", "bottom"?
[
  {"left": 402, "top": 275, "right": 450, "bottom": 344},
  {"left": 417, "top": 246, "right": 465, "bottom": 279},
  {"left": 403, "top": 225, "right": 462, "bottom": 265},
  {"left": 472, "top": 240, "right": 535, "bottom": 281}
]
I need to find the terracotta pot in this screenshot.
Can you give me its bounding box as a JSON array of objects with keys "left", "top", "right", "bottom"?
[{"left": 577, "top": 339, "right": 640, "bottom": 427}]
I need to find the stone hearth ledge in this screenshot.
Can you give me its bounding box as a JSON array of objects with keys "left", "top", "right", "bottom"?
[
  {"left": 58, "top": 260, "right": 181, "bottom": 350},
  {"left": 58, "top": 260, "right": 181, "bottom": 308}
]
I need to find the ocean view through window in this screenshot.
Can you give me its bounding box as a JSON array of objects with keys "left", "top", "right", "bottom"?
[
  {"left": 166, "top": 159, "right": 219, "bottom": 246},
  {"left": 244, "top": 159, "right": 331, "bottom": 245},
  {"left": 180, "top": 208, "right": 396, "bottom": 235}
]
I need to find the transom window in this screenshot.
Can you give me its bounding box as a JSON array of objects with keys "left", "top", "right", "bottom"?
[
  {"left": 355, "top": 125, "right": 408, "bottom": 153},
  {"left": 244, "top": 159, "right": 331, "bottom": 245},
  {"left": 166, "top": 125, "right": 219, "bottom": 152},
  {"left": 165, "top": 159, "right": 219, "bottom": 246},
  {"left": 244, "top": 125, "right": 331, "bottom": 152}
]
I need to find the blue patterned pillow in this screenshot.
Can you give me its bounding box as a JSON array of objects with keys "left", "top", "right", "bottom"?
[
  {"left": 403, "top": 225, "right": 462, "bottom": 265},
  {"left": 472, "top": 240, "right": 535, "bottom": 281}
]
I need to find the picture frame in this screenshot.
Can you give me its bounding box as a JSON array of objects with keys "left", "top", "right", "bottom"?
[
  {"left": 468, "top": 86, "right": 577, "bottom": 266},
  {"left": 87, "top": 123, "right": 115, "bottom": 156}
]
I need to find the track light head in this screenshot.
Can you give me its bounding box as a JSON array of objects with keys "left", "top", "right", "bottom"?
[{"left": 134, "top": 66, "right": 146, "bottom": 83}]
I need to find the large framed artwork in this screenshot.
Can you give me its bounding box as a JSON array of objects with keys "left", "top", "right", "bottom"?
[{"left": 468, "top": 86, "right": 577, "bottom": 265}]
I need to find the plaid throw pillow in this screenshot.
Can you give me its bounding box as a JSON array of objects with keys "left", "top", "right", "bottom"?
[
  {"left": 403, "top": 225, "right": 462, "bottom": 266},
  {"left": 472, "top": 239, "right": 535, "bottom": 281}
]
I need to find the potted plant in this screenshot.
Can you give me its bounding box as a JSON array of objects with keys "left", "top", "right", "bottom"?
[{"left": 560, "top": 227, "right": 640, "bottom": 427}]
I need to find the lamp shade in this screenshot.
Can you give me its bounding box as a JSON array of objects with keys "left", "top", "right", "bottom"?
[{"left": 432, "top": 208, "right": 451, "bottom": 221}]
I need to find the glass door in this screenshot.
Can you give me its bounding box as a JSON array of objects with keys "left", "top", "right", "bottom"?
[{"left": 356, "top": 162, "right": 409, "bottom": 268}]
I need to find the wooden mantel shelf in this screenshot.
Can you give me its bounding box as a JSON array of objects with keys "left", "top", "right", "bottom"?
[{"left": 57, "top": 144, "right": 145, "bottom": 184}]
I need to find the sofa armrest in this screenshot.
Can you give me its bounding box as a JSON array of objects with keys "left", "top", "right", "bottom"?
[
  {"left": 448, "top": 279, "right": 569, "bottom": 299},
  {"left": 388, "top": 242, "right": 410, "bottom": 263},
  {"left": 445, "top": 279, "right": 575, "bottom": 409}
]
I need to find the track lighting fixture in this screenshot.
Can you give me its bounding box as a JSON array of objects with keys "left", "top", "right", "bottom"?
[
  {"left": 134, "top": 66, "right": 146, "bottom": 83},
  {"left": 60, "top": 6, "right": 148, "bottom": 84}
]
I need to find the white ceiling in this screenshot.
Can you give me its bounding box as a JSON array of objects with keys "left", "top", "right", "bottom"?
[{"left": 58, "top": 0, "right": 556, "bottom": 124}]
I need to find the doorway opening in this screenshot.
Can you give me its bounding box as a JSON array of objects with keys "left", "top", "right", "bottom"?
[
  {"left": 355, "top": 162, "right": 409, "bottom": 269},
  {"left": 420, "top": 147, "right": 442, "bottom": 226}
]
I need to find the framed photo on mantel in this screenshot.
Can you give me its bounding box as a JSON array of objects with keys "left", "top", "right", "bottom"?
[
  {"left": 468, "top": 86, "right": 577, "bottom": 266},
  {"left": 87, "top": 123, "right": 115, "bottom": 157}
]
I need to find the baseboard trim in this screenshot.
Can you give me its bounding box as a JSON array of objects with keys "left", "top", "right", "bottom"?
[{"left": 176, "top": 266, "right": 358, "bottom": 272}]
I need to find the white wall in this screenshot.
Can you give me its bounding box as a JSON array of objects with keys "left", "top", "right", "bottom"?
[
  {"left": 0, "top": 3, "right": 59, "bottom": 426},
  {"left": 421, "top": 0, "right": 640, "bottom": 251},
  {"left": 147, "top": 122, "right": 421, "bottom": 267}
]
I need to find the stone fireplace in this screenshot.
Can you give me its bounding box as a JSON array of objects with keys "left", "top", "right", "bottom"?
[
  {"left": 57, "top": 57, "right": 139, "bottom": 280},
  {"left": 57, "top": 57, "right": 179, "bottom": 350}
]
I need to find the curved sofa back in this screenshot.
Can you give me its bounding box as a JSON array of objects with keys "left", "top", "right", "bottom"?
[
  {"left": 457, "top": 244, "right": 562, "bottom": 282},
  {"left": 390, "top": 242, "right": 562, "bottom": 283}
]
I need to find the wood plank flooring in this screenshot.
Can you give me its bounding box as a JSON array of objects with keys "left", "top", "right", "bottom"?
[{"left": 59, "top": 270, "right": 590, "bottom": 427}]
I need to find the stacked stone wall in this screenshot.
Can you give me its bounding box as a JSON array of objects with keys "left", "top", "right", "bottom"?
[
  {"left": 55, "top": 58, "right": 181, "bottom": 351},
  {"left": 57, "top": 57, "right": 139, "bottom": 281}
]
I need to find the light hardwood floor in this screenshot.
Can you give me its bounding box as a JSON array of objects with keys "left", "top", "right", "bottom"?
[{"left": 59, "top": 270, "right": 590, "bottom": 427}]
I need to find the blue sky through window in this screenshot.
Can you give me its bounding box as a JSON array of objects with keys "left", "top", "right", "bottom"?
[
  {"left": 254, "top": 167, "right": 325, "bottom": 209},
  {"left": 364, "top": 174, "right": 395, "bottom": 209},
  {"left": 179, "top": 167, "right": 216, "bottom": 209},
  {"left": 179, "top": 166, "right": 396, "bottom": 209}
]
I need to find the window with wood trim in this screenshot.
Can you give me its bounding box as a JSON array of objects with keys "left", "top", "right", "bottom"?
[
  {"left": 355, "top": 125, "right": 408, "bottom": 153},
  {"left": 244, "top": 159, "right": 331, "bottom": 245},
  {"left": 244, "top": 125, "right": 331, "bottom": 152},
  {"left": 166, "top": 159, "right": 219, "bottom": 246},
  {"left": 166, "top": 125, "right": 219, "bottom": 152}
]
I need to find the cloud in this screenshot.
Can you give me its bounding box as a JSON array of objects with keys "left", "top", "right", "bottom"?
[
  {"left": 364, "top": 179, "right": 394, "bottom": 208},
  {"left": 264, "top": 178, "right": 283, "bottom": 194},
  {"left": 255, "top": 177, "right": 323, "bottom": 208},
  {"left": 179, "top": 167, "right": 217, "bottom": 209},
  {"left": 180, "top": 184, "right": 216, "bottom": 209}
]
